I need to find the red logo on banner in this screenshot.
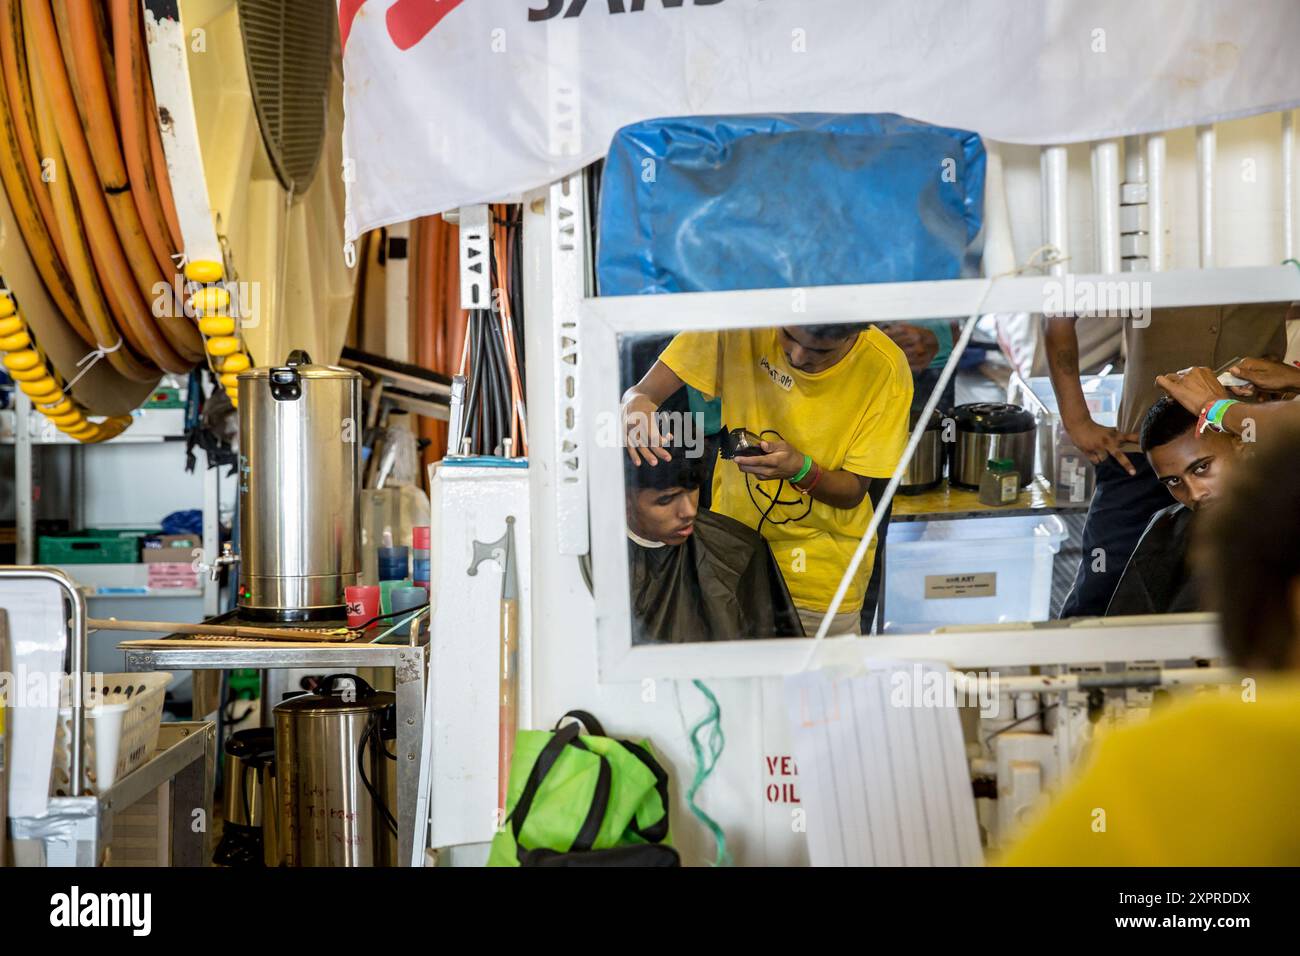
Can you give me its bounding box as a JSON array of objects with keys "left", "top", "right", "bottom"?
[{"left": 340, "top": 0, "right": 469, "bottom": 53}]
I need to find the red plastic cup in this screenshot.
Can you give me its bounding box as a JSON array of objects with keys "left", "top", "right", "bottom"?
[{"left": 345, "top": 585, "right": 381, "bottom": 629}]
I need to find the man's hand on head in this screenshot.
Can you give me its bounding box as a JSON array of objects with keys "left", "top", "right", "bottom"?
[
  {"left": 1155, "top": 366, "right": 1230, "bottom": 416},
  {"left": 622, "top": 394, "right": 671, "bottom": 467}
]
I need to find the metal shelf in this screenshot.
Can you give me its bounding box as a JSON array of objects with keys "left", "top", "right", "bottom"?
[
  {"left": 9, "top": 721, "right": 215, "bottom": 867},
  {"left": 53, "top": 562, "right": 204, "bottom": 600},
  {"left": 0, "top": 406, "right": 187, "bottom": 444},
  {"left": 7, "top": 394, "right": 222, "bottom": 616}
]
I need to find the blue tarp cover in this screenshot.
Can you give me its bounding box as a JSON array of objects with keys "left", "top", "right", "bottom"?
[{"left": 597, "top": 113, "right": 986, "bottom": 296}]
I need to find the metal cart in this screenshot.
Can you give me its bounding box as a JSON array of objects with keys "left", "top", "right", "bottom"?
[
  {"left": 122, "top": 635, "right": 428, "bottom": 867},
  {"left": 2, "top": 567, "right": 215, "bottom": 866}
]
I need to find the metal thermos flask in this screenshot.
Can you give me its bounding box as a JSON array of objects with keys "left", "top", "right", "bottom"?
[
  {"left": 237, "top": 350, "right": 362, "bottom": 621},
  {"left": 273, "top": 674, "right": 397, "bottom": 867},
  {"left": 212, "top": 728, "right": 274, "bottom": 867}
]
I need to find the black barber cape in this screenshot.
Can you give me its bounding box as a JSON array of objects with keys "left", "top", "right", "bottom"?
[
  {"left": 1105, "top": 503, "right": 1200, "bottom": 617},
  {"left": 629, "top": 509, "right": 804, "bottom": 643}
]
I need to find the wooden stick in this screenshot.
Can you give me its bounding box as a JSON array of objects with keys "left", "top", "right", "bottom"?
[{"left": 88, "top": 617, "right": 354, "bottom": 643}]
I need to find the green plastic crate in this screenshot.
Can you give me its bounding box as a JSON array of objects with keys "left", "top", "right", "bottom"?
[
  {"left": 38, "top": 528, "right": 158, "bottom": 565},
  {"left": 143, "top": 387, "right": 186, "bottom": 409}
]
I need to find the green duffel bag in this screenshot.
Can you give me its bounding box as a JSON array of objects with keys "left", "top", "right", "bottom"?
[{"left": 488, "top": 710, "right": 679, "bottom": 866}]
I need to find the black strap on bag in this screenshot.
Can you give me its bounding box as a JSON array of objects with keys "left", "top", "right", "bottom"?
[
  {"left": 559, "top": 709, "right": 606, "bottom": 736},
  {"left": 618, "top": 739, "right": 671, "bottom": 844},
  {"left": 558, "top": 711, "right": 672, "bottom": 844},
  {"left": 509, "top": 719, "right": 612, "bottom": 860}
]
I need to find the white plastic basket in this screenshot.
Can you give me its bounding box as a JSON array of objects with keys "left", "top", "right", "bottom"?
[{"left": 50, "top": 672, "right": 172, "bottom": 795}]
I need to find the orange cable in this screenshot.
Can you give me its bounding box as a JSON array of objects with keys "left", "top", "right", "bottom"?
[
  {"left": 28, "top": 25, "right": 155, "bottom": 381},
  {"left": 59, "top": 0, "right": 196, "bottom": 360},
  {"left": 23, "top": 0, "right": 190, "bottom": 372},
  {"left": 110, "top": 0, "right": 178, "bottom": 284}
]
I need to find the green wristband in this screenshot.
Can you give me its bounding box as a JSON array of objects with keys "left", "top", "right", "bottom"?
[{"left": 791, "top": 454, "right": 813, "bottom": 484}]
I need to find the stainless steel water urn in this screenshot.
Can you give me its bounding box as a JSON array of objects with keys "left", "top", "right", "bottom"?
[
  {"left": 238, "top": 350, "right": 362, "bottom": 621},
  {"left": 273, "top": 674, "right": 397, "bottom": 867}
]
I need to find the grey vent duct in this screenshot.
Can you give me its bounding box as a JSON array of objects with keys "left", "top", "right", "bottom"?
[{"left": 236, "top": 0, "right": 334, "bottom": 196}]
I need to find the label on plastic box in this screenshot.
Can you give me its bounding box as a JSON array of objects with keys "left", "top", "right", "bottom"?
[{"left": 924, "top": 573, "right": 996, "bottom": 599}]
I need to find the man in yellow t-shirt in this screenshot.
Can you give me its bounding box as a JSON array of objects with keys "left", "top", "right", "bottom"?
[
  {"left": 999, "top": 680, "right": 1300, "bottom": 866},
  {"left": 622, "top": 324, "right": 912, "bottom": 635}
]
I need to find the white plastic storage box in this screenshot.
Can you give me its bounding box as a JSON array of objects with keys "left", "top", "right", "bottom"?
[
  {"left": 881, "top": 514, "right": 1068, "bottom": 633},
  {"left": 1006, "top": 373, "right": 1122, "bottom": 496}
]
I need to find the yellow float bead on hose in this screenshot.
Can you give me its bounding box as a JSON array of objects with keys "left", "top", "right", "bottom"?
[
  {"left": 8, "top": 364, "right": 47, "bottom": 382},
  {"left": 49, "top": 411, "right": 84, "bottom": 428},
  {"left": 2, "top": 348, "right": 41, "bottom": 372},
  {"left": 8, "top": 365, "right": 49, "bottom": 382},
  {"left": 189, "top": 285, "right": 231, "bottom": 315},
  {"left": 221, "top": 352, "right": 251, "bottom": 373},
  {"left": 184, "top": 260, "right": 223, "bottom": 284},
  {"left": 41, "top": 398, "right": 74, "bottom": 416},
  {"left": 0, "top": 330, "right": 31, "bottom": 351},
  {"left": 0, "top": 315, "right": 24, "bottom": 336},
  {"left": 19, "top": 371, "right": 55, "bottom": 390},
  {"left": 198, "top": 315, "right": 236, "bottom": 337},
  {"left": 0, "top": 295, "right": 14, "bottom": 318},
  {"left": 21, "top": 376, "right": 60, "bottom": 396},
  {"left": 23, "top": 386, "right": 63, "bottom": 405},
  {"left": 206, "top": 336, "right": 240, "bottom": 357},
  {"left": 219, "top": 372, "right": 239, "bottom": 388}
]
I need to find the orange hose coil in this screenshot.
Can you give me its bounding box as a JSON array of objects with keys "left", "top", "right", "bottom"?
[{"left": 0, "top": 289, "right": 131, "bottom": 441}]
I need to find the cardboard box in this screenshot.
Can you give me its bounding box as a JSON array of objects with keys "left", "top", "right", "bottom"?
[{"left": 141, "top": 534, "right": 200, "bottom": 564}]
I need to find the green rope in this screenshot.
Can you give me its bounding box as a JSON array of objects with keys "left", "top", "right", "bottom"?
[
  {"left": 1284, "top": 258, "right": 1300, "bottom": 272},
  {"left": 685, "top": 679, "right": 731, "bottom": 867}
]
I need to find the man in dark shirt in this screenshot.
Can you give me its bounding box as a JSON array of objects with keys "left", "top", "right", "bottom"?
[
  {"left": 1106, "top": 396, "right": 1243, "bottom": 616},
  {"left": 626, "top": 435, "right": 803, "bottom": 643}
]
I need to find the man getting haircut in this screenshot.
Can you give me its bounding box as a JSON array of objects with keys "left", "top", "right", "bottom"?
[
  {"left": 1105, "top": 396, "right": 1242, "bottom": 616},
  {"left": 625, "top": 432, "right": 802, "bottom": 644}
]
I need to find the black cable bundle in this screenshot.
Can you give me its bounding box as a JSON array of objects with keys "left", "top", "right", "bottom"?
[{"left": 454, "top": 205, "right": 528, "bottom": 458}]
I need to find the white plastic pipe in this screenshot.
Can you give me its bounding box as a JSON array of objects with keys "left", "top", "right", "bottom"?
[
  {"left": 1197, "top": 125, "right": 1216, "bottom": 267},
  {"left": 1283, "top": 110, "right": 1295, "bottom": 261},
  {"left": 1147, "top": 134, "right": 1167, "bottom": 271},
  {"left": 1039, "top": 146, "right": 1068, "bottom": 275},
  {"left": 981, "top": 142, "right": 1017, "bottom": 277},
  {"left": 1091, "top": 141, "right": 1121, "bottom": 273},
  {"left": 1123, "top": 135, "right": 1145, "bottom": 184}
]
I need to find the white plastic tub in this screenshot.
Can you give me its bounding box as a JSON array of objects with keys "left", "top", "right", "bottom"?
[
  {"left": 881, "top": 514, "right": 1068, "bottom": 633},
  {"left": 50, "top": 672, "right": 172, "bottom": 795}
]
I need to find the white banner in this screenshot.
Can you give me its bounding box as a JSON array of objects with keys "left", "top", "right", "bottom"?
[{"left": 339, "top": 0, "right": 1300, "bottom": 239}]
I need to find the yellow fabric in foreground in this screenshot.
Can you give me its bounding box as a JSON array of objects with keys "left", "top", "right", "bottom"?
[
  {"left": 1000, "top": 676, "right": 1300, "bottom": 866},
  {"left": 659, "top": 327, "right": 911, "bottom": 614}
]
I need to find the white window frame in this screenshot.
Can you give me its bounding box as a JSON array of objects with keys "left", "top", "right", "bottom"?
[{"left": 583, "top": 264, "right": 1300, "bottom": 681}]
